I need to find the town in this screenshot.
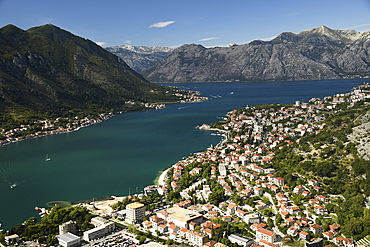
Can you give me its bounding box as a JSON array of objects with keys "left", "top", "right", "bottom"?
[
  {"left": 3, "top": 83, "right": 370, "bottom": 247},
  {"left": 0, "top": 90, "right": 208, "bottom": 147}
]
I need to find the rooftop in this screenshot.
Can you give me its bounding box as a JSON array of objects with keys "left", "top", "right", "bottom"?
[{"left": 126, "top": 202, "right": 145, "bottom": 209}]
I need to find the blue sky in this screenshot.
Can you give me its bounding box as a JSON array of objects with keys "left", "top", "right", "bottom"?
[{"left": 1, "top": 0, "right": 370, "bottom": 48}]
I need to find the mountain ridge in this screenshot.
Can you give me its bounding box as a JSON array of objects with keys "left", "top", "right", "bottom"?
[
  {"left": 141, "top": 26, "right": 370, "bottom": 83},
  {"left": 105, "top": 45, "right": 173, "bottom": 72},
  {"left": 0, "top": 24, "right": 183, "bottom": 129}
]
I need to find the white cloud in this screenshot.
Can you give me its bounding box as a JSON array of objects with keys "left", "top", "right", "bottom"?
[
  {"left": 40, "top": 17, "right": 56, "bottom": 24},
  {"left": 149, "top": 21, "right": 175, "bottom": 28},
  {"left": 96, "top": 42, "right": 107, "bottom": 46},
  {"left": 125, "top": 40, "right": 132, "bottom": 44},
  {"left": 343, "top": 23, "right": 370, "bottom": 30},
  {"left": 198, "top": 37, "right": 220, "bottom": 42}
]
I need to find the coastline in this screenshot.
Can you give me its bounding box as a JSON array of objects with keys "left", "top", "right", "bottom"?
[{"left": 154, "top": 126, "right": 229, "bottom": 187}]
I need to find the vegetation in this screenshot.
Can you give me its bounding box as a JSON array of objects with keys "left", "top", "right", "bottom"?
[
  {"left": 1, "top": 206, "right": 93, "bottom": 245},
  {"left": 0, "top": 24, "right": 192, "bottom": 132},
  {"left": 264, "top": 100, "right": 370, "bottom": 240}
]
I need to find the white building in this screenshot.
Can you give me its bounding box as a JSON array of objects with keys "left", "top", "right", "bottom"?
[
  {"left": 59, "top": 221, "right": 77, "bottom": 235},
  {"left": 126, "top": 202, "right": 145, "bottom": 224},
  {"left": 4, "top": 235, "right": 19, "bottom": 245},
  {"left": 56, "top": 232, "right": 81, "bottom": 247},
  {"left": 228, "top": 234, "right": 254, "bottom": 247},
  {"left": 186, "top": 230, "right": 208, "bottom": 246},
  {"left": 157, "top": 207, "right": 204, "bottom": 229},
  {"left": 256, "top": 228, "right": 277, "bottom": 243},
  {"left": 218, "top": 163, "right": 227, "bottom": 176},
  {"left": 83, "top": 222, "right": 115, "bottom": 241}
]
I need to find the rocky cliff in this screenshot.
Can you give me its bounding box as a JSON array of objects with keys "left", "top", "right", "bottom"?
[
  {"left": 105, "top": 45, "right": 173, "bottom": 72},
  {"left": 141, "top": 26, "right": 370, "bottom": 83}
]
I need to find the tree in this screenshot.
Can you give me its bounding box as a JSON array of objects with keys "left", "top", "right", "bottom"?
[{"left": 267, "top": 217, "right": 274, "bottom": 228}]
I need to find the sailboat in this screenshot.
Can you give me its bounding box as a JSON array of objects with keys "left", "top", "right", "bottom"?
[{"left": 45, "top": 154, "right": 51, "bottom": 161}]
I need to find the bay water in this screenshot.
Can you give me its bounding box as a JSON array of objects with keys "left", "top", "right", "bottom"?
[{"left": 0, "top": 79, "right": 368, "bottom": 229}]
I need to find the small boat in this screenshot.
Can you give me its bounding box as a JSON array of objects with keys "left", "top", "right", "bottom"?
[
  {"left": 10, "top": 183, "right": 16, "bottom": 189},
  {"left": 45, "top": 154, "right": 51, "bottom": 161}
]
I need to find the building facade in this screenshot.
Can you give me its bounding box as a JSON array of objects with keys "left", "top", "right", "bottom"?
[{"left": 126, "top": 202, "right": 145, "bottom": 224}]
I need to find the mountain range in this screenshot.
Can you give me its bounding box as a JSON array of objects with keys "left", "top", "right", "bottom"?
[
  {"left": 105, "top": 45, "right": 172, "bottom": 73},
  {"left": 140, "top": 26, "right": 370, "bottom": 83},
  {"left": 0, "top": 24, "right": 182, "bottom": 128}
]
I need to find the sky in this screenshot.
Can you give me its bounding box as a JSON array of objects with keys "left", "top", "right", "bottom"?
[{"left": 0, "top": 0, "right": 370, "bottom": 48}]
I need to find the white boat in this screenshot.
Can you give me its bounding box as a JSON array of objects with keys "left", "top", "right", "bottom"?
[
  {"left": 45, "top": 154, "right": 51, "bottom": 161},
  {"left": 10, "top": 183, "right": 16, "bottom": 189}
]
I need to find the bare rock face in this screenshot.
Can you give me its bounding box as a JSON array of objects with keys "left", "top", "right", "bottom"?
[
  {"left": 348, "top": 112, "right": 370, "bottom": 160},
  {"left": 141, "top": 26, "right": 370, "bottom": 83},
  {"left": 105, "top": 45, "right": 173, "bottom": 72}
]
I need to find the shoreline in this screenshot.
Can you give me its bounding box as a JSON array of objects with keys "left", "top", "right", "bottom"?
[{"left": 154, "top": 126, "right": 229, "bottom": 187}]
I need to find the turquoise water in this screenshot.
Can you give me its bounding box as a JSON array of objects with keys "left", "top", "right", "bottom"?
[{"left": 1, "top": 79, "right": 368, "bottom": 229}]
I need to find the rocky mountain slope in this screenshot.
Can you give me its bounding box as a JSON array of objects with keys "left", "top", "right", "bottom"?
[
  {"left": 105, "top": 45, "right": 173, "bottom": 72},
  {"left": 142, "top": 26, "right": 370, "bottom": 83},
  {"left": 0, "top": 24, "right": 182, "bottom": 127}
]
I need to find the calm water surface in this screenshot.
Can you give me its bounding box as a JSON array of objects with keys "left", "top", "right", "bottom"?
[{"left": 0, "top": 79, "right": 368, "bottom": 228}]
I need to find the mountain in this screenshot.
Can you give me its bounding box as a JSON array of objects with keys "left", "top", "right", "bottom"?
[
  {"left": 0, "top": 24, "right": 182, "bottom": 127},
  {"left": 142, "top": 26, "right": 370, "bottom": 83},
  {"left": 105, "top": 45, "right": 173, "bottom": 72}
]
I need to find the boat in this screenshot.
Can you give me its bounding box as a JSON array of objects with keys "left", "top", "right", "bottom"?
[
  {"left": 45, "top": 154, "right": 51, "bottom": 161},
  {"left": 10, "top": 183, "right": 16, "bottom": 189}
]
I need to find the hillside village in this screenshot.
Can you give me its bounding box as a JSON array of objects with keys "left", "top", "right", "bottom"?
[
  {"left": 0, "top": 90, "right": 207, "bottom": 147},
  {"left": 3, "top": 83, "right": 370, "bottom": 247},
  {"left": 136, "top": 83, "right": 369, "bottom": 247}
]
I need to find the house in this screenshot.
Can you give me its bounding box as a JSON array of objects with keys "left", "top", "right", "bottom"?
[
  {"left": 245, "top": 213, "right": 261, "bottom": 224},
  {"left": 175, "top": 199, "right": 192, "bottom": 208},
  {"left": 204, "top": 240, "right": 218, "bottom": 247},
  {"left": 206, "top": 210, "right": 218, "bottom": 218},
  {"left": 254, "top": 187, "right": 264, "bottom": 196},
  {"left": 333, "top": 238, "right": 355, "bottom": 247},
  {"left": 316, "top": 195, "right": 330, "bottom": 203},
  {"left": 158, "top": 224, "right": 168, "bottom": 234},
  {"left": 178, "top": 228, "right": 188, "bottom": 238},
  {"left": 299, "top": 231, "right": 310, "bottom": 240},
  {"left": 149, "top": 215, "right": 165, "bottom": 230},
  {"left": 274, "top": 177, "right": 285, "bottom": 186},
  {"left": 235, "top": 209, "right": 248, "bottom": 218},
  {"left": 227, "top": 203, "right": 237, "bottom": 214},
  {"left": 323, "top": 231, "right": 334, "bottom": 240},
  {"left": 288, "top": 206, "right": 301, "bottom": 215},
  {"left": 308, "top": 179, "right": 319, "bottom": 186},
  {"left": 329, "top": 224, "right": 340, "bottom": 233},
  {"left": 314, "top": 205, "right": 327, "bottom": 215},
  {"left": 293, "top": 185, "right": 304, "bottom": 194},
  {"left": 250, "top": 223, "right": 267, "bottom": 231},
  {"left": 142, "top": 220, "right": 152, "bottom": 229},
  {"left": 168, "top": 223, "right": 179, "bottom": 234},
  {"left": 287, "top": 227, "right": 299, "bottom": 236},
  {"left": 256, "top": 228, "right": 277, "bottom": 243},
  {"left": 186, "top": 230, "right": 208, "bottom": 246},
  {"left": 259, "top": 239, "right": 279, "bottom": 247},
  {"left": 310, "top": 224, "right": 323, "bottom": 235},
  {"left": 169, "top": 232, "right": 178, "bottom": 240}
]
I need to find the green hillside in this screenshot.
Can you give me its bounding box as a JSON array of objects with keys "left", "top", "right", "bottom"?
[{"left": 0, "top": 24, "right": 184, "bottom": 130}]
